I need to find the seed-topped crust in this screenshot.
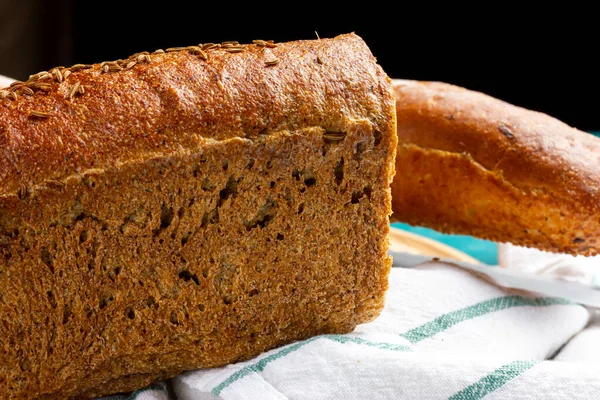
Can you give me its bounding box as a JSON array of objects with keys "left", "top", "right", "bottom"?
[
  {"left": 0, "top": 39, "right": 279, "bottom": 97},
  {"left": 0, "top": 33, "right": 391, "bottom": 198}
]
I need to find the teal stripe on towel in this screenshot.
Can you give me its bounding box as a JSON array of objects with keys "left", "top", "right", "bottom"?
[
  {"left": 211, "top": 334, "right": 412, "bottom": 395},
  {"left": 448, "top": 360, "right": 538, "bottom": 400},
  {"left": 400, "top": 295, "right": 575, "bottom": 343}
]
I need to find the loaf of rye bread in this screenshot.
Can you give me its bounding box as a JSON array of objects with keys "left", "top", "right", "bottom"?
[
  {"left": 391, "top": 78, "right": 599, "bottom": 256},
  {"left": 0, "top": 33, "right": 397, "bottom": 399}
]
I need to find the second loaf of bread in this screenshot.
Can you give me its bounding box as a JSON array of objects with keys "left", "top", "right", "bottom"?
[{"left": 391, "top": 79, "right": 600, "bottom": 256}]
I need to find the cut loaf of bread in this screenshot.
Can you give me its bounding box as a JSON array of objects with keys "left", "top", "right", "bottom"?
[
  {"left": 0, "top": 34, "right": 397, "bottom": 399},
  {"left": 391, "top": 79, "right": 600, "bottom": 256}
]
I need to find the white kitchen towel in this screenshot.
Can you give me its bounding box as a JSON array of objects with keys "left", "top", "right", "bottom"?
[
  {"left": 497, "top": 243, "right": 600, "bottom": 367},
  {"left": 498, "top": 242, "right": 600, "bottom": 288},
  {"left": 553, "top": 310, "right": 600, "bottom": 364},
  {"left": 98, "top": 381, "right": 170, "bottom": 400}
]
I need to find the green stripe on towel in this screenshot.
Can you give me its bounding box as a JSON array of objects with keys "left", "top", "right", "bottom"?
[
  {"left": 448, "top": 360, "right": 538, "bottom": 400},
  {"left": 211, "top": 334, "right": 412, "bottom": 395},
  {"left": 325, "top": 334, "right": 413, "bottom": 352},
  {"left": 400, "top": 295, "right": 575, "bottom": 343}
]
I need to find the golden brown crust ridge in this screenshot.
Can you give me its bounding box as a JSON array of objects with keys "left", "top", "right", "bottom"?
[
  {"left": 391, "top": 79, "right": 600, "bottom": 255},
  {"left": 0, "top": 33, "right": 392, "bottom": 197}
]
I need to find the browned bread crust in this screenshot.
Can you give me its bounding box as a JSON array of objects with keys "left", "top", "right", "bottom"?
[
  {"left": 0, "top": 34, "right": 397, "bottom": 399},
  {"left": 391, "top": 78, "right": 600, "bottom": 256}
]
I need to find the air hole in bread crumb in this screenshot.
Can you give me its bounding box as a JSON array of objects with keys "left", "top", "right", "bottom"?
[
  {"left": 351, "top": 185, "right": 373, "bottom": 204},
  {"left": 334, "top": 158, "right": 344, "bottom": 184},
  {"left": 84, "top": 304, "right": 93, "bottom": 318},
  {"left": 160, "top": 204, "right": 174, "bottom": 229},
  {"left": 79, "top": 230, "right": 88, "bottom": 243},
  {"left": 99, "top": 299, "right": 108, "bottom": 309},
  {"left": 201, "top": 209, "right": 219, "bottom": 227},
  {"left": 223, "top": 296, "right": 232, "bottom": 305},
  {"left": 198, "top": 304, "right": 205, "bottom": 312},
  {"left": 146, "top": 296, "right": 157, "bottom": 309},
  {"left": 222, "top": 159, "right": 229, "bottom": 171},
  {"left": 181, "top": 232, "right": 191, "bottom": 246},
  {"left": 244, "top": 199, "right": 277, "bottom": 231},
  {"left": 276, "top": 233, "right": 284, "bottom": 241},
  {"left": 170, "top": 311, "right": 179, "bottom": 325},
  {"left": 304, "top": 177, "right": 316, "bottom": 187},
  {"left": 201, "top": 177, "right": 215, "bottom": 191},
  {"left": 303, "top": 170, "right": 317, "bottom": 187},
  {"left": 192, "top": 165, "right": 201, "bottom": 178},
  {"left": 62, "top": 305, "right": 72, "bottom": 325},
  {"left": 373, "top": 130, "right": 382, "bottom": 147},
  {"left": 282, "top": 187, "right": 293, "bottom": 207},
  {"left": 354, "top": 141, "right": 367, "bottom": 160},
  {"left": 246, "top": 158, "right": 255, "bottom": 169},
  {"left": 249, "top": 288, "right": 259, "bottom": 297},
  {"left": 41, "top": 247, "right": 54, "bottom": 273},
  {"left": 219, "top": 175, "right": 239, "bottom": 204},
  {"left": 99, "top": 294, "right": 114, "bottom": 310},
  {"left": 107, "top": 266, "right": 121, "bottom": 282},
  {"left": 270, "top": 181, "right": 276, "bottom": 188},
  {"left": 83, "top": 176, "right": 98, "bottom": 188},
  {"left": 202, "top": 268, "right": 209, "bottom": 278},
  {"left": 178, "top": 270, "right": 200, "bottom": 285},
  {"left": 18, "top": 355, "right": 31, "bottom": 373},
  {"left": 292, "top": 169, "right": 301, "bottom": 180},
  {"left": 126, "top": 308, "right": 135, "bottom": 319},
  {"left": 297, "top": 203, "right": 305, "bottom": 214},
  {"left": 46, "top": 290, "right": 58, "bottom": 309}
]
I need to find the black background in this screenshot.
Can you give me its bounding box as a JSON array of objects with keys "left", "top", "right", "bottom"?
[{"left": 1, "top": 2, "right": 598, "bottom": 131}]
